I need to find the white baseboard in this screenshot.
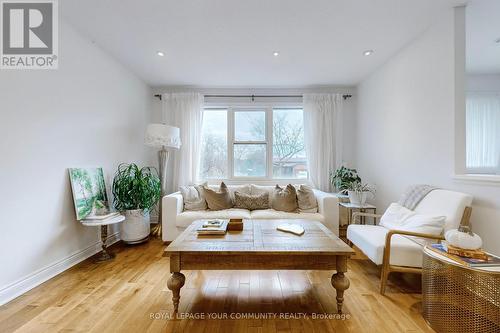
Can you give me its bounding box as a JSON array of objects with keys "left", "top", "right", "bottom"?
[{"left": 0, "top": 232, "right": 120, "bottom": 306}]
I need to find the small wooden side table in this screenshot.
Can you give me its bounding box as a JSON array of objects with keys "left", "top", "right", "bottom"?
[
  {"left": 82, "top": 215, "right": 125, "bottom": 262},
  {"left": 422, "top": 246, "right": 500, "bottom": 333},
  {"left": 338, "top": 202, "right": 377, "bottom": 242}
]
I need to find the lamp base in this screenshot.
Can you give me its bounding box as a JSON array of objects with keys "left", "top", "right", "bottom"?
[{"left": 150, "top": 223, "right": 162, "bottom": 238}]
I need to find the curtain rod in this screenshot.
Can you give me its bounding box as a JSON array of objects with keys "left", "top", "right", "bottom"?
[{"left": 153, "top": 94, "right": 352, "bottom": 101}]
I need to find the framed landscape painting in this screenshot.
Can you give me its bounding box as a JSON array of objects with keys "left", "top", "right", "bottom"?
[{"left": 68, "top": 167, "right": 110, "bottom": 220}]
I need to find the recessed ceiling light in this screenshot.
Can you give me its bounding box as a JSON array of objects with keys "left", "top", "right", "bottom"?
[
  {"left": 273, "top": 51, "right": 280, "bottom": 57},
  {"left": 156, "top": 51, "right": 165, "bottom": 57},
  {"left": 363, "top": 50, "right": 374, "bottom": 56}
]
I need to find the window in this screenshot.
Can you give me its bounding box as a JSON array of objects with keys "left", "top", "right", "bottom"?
[
  {"left": 466, "top": 93, "right": 500, "bottom": 174},
  {"left": 199, "top": 106, "right": 308, "bottom": 180},
  {"left": 273, "top": 109, "right": 307, "bottom": 179},
  {"left": 199, "top": 109, "right": 228, "bottom": 179}
]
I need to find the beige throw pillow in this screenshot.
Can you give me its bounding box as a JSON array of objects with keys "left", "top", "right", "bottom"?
[
  {"left": 202, "top": 182, "right": 234, "bottom": 210},
  {"left": 234, "top": 191, "right": 269, "bottom": 210},
  {"left": 179, "top": 182, "right": 207, "bottom": 211},
  {"left": 272, "top": 184, "right": 298, "bottom": 212},
  {"left": 297, "top": 185, "right": 318, "bottom": 213}
]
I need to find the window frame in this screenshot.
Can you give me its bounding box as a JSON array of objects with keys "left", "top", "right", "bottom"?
[{"left": 200, "top": 102, "right": 308, "bottom": 184}]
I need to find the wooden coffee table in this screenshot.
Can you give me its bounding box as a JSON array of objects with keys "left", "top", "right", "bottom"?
[{"left": 164, "top": 219, "right": 355, "bottom": 313}]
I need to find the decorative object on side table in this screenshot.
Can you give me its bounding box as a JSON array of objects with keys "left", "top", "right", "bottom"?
[
  {"left": 330, "top": 166, "right": 361, "bottom": 194},
  {"left": 444, "top": 207, "right": 482, "bottom": 250},
  {"left": 346, "top": 181, "right": 376, "bottom": 205},
  {"left": 112, "top": 163, "right": 161, "bottom": 244},
  {"left": 68, "top": 167, "right": 110, "bottom": 220},
  {"left": 145, "top": 123, "right": 181, "bottom": 238}
]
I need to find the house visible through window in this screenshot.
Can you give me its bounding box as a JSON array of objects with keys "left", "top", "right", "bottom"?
[
  {"left": 466, "top": 93, "right": 500, "bottom": 174},
  {"left": 199, "top": 107, "right": 308, "bottom": 180}
]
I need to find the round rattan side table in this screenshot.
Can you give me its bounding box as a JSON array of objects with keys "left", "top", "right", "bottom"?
[{"left": 422, "top": 246, "right": 500, "bottom": 333}]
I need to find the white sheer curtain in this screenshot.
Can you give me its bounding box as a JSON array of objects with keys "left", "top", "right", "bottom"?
[
  {"left": 303, "top": 93, "right": 344, "bottom": 192},
  {"left": 466, "top": 93, "right": 500, "bottom": 174},
  {"left": 162, "top": 93, "right": 204, "bottom": 191}
]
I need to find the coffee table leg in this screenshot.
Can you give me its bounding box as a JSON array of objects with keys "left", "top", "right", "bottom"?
[
  {"left": 167, "top": 272, "right": 185, "bottom": 312},
  {"left": 331, "top": 255, "right": 350, "bottom": 314}
]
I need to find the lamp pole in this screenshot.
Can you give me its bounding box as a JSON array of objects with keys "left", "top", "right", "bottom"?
[{"left": 151, "top": 146, "right": 169, "bottom": 238}]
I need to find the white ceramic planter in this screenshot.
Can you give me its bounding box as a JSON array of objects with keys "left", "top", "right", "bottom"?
[
  {"left": 348, "top": 191, "right": 368, "bottom": 205},
  {"left": 120, "top": 209, "right": 150, "bottom": 244}
]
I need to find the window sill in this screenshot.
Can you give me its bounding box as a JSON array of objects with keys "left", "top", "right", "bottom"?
[{"left": 452, "top": 174, "right": 500, "bottom": 185}]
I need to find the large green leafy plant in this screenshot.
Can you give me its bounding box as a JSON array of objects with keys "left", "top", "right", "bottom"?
[
  {"left": 330, "top": 166, "right": 361, "bottom": 194},
  {"left": 112, "top": 163, "right": 161, "bottom": 212}
]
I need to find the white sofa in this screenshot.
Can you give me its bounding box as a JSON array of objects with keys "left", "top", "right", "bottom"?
[{"left": 162, "top": 184, "right": 339, "bottom": 242}]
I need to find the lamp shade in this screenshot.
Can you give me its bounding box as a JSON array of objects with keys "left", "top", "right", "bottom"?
[{"left": 144, "top": 124, "right": 181, "bottom": 149}]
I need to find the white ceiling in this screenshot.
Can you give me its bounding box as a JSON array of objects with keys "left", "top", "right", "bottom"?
[
  {"left": 466, "top": 0, "right": 500, "bottom": 74},
  {"left": 61, "top": 0, "right": 464, "bottom": 87}
]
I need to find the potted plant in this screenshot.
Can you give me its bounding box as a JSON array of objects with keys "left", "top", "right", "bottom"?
[
  {"left": 112, "top": 163, "right": 161, "bottom": 244},
  {"left": 347, "top": 181, "right": 376, "bottom": 205},
  {"left": 330, "top": 166, "right": 361, "bottom": 194}
]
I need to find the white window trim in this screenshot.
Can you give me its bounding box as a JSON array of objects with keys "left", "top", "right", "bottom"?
[{"left": 200, "top": 103, "right": 309, "bottom": 185}]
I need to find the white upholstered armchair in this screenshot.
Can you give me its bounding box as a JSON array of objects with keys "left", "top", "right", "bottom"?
[{"left": 347, "top": 189, "right": 473, "bottom": 294}]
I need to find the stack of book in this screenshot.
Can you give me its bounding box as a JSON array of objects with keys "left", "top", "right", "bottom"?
[
  {"left": 429, "top": 243, "right": 500, "bottom": 268},
  {"left": 197, "top": 219, "right": 228, "bottom": 235}
]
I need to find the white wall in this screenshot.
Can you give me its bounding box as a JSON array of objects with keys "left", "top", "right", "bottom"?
[
  {"left": 356, "top": 8, "right": 500, "bottom": 255},
  {"left": 0, "top": 20, "right": 152, "bottom": 304}
]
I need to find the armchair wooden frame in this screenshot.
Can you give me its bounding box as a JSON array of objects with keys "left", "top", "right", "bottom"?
[{"left": 351, "top": 206, "right": 472, "bottom": 295}]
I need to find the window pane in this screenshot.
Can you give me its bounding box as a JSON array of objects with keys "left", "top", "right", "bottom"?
[
  {"left": 234, "top": 144, "right": 266, "bottom": 177},
  {"left": 199, "top": 110, "right": 227, "bottom": 179},
  {"left": 466, "top": 94, "right": 500, "bottom": 173},
  {"left": 234, "top": 111, "right": 266, "bottom": 141},
  {"left": 272, "top": 109, "right": 308, "bottom": 179}
]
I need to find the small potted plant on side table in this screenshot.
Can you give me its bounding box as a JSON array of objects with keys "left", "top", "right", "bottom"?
[
  {"left": 346, "top": 181, "right": 376, "bottom": 206},
  {"left": 112, "top": 163, "right": 161, "bottom": 244},
  {"left": 330, "top": 166, "right": 361, "bottom": 194}
]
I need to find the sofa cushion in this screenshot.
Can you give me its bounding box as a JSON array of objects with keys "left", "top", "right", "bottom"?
[
  {"left": 234, "top": 191, "right": 270, "bottom": 210},
  {"left": 203, "top": 182, "right": 234, "bottom": 210},
  {"left": 380, "top": 203, "right": 446, "bottom": 237},
  {"left": 250, "top": 209, "right": 324, "bottom": 222},
  {"left": 296, "top": 185, "right": 318, "bottom": 213},
  {"left": 347, "top": 224, "right": 424, "bottom": 267},
  {"left": 175, "top": 208, "right": 251, "bottom": 228},
  {"left": 179, "top": 182, "right": 207, "bottom": 211},
  {"left": 272, "top": 184, "right": 298, "bottom": 212}
]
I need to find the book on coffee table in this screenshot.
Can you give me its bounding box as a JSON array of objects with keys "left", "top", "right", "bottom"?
[{"left": 197, "top": 220, "right": 228, "bottom": 235}]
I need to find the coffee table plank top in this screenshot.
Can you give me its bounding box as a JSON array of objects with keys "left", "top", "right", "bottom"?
[{"left": 165, "top": 219, "right": 354, "bottom": 255}]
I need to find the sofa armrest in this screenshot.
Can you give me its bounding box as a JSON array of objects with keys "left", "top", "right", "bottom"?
[
  {"left": 313, "top": 189, "right": 339, "bottom": 235},
  {"left": 162, "top": 192, "right": 183, "bottom": 241}
]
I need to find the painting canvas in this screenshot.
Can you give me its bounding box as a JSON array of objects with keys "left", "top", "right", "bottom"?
[{"left": 68, "top": 168, "right": 110, "bottom": 220}]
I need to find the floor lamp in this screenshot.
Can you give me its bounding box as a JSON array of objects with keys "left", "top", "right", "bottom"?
[{"left": 145, "top": 124, "right": 181, "bottom": 238}]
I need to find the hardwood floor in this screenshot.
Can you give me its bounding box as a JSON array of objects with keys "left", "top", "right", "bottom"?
[{"left": 0, "top": 239, "right": 434, "bottom": 333}]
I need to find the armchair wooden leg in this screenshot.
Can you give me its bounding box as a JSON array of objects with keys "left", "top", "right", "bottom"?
[{"left": 380, "top": 265, "right": 389, "bottom": 295}]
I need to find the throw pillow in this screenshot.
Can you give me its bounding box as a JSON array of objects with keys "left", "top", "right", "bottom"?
[
  {"left": 296, "top": 185, "right": 318, "bottom": 213},
  {"left": 272, "top": 184, "right": 298, "bottom": 212},
  {"left": 234, "top": 191, "right": 269, "bottom": 210},
  {"left": 202, "top": 182, "right": 234, "bottom": 210},
  {"left": 179, "top": 182, "right": 207, "bottom": 211},
  {"left": 380, "top": 203, "right": 446, "bottom": 236}
]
